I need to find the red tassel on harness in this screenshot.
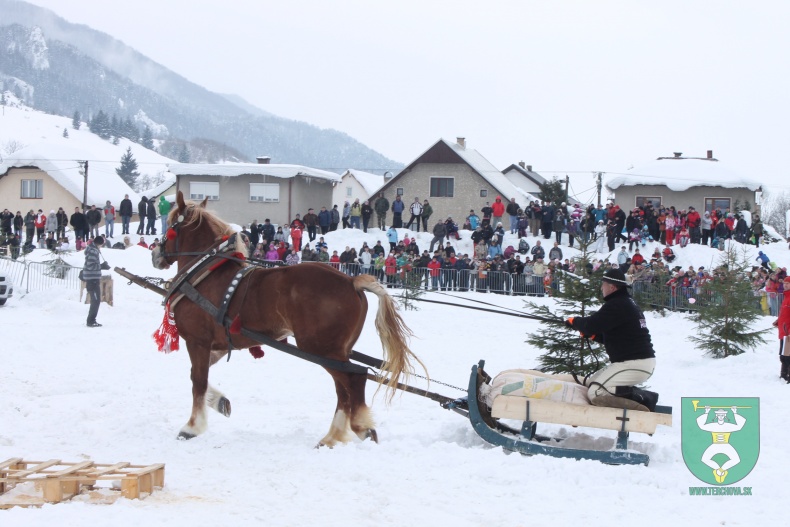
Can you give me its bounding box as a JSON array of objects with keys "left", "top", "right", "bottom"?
[
  {"left": 153, "top": 301, "right": 180, "bottom": 353},
  {"left": 249, "top": 346, "right": 264, "bottom": 359},
  {"left": 166, "top": 228, "right": 177, "bottom": 239}
]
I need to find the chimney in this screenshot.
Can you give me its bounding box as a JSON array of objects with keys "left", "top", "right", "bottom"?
[
  {"left": 707, "top": 150, "right": 713, "bottom": 159},
  {"left": 527, "top": 165, "right": 533, "bottom": 172},
  {"left": 456, "top": 137, "right": 466, "bottom": 149},
  {"left": 518, "top": 161, "right": 525, "bottom": 169},
  {"left": 673, "top": 152, "right": 682, "bottom": 158},
  {"left": 256, "top": 156, "right": 271, "bottom": 164}
]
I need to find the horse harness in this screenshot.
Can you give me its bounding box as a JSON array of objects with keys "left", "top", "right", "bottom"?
[{"left": 161, "top": 224, "right": 370, "bottom": 374}]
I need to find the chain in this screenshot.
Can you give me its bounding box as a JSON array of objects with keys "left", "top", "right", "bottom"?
[
  {"left": 410, "top": 370, "right": 467, "bottom": 393},
  {"left": 141, "top": 276, "right": 170, "bottom": 288}
]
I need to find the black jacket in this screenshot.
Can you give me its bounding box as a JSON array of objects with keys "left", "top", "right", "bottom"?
[
  {"left": 120, "top": 198, "right": 133, "bottom": 216},
  {"left": 138, "top": 197, "right": 148, "bottom": 217},
  {"left": 569, "top": 288, "right": 655, "bottom": 363}
]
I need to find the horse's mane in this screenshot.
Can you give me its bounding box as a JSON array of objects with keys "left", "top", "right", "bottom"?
[{"left": 171, "top": 202, "right": 248, "bottom": 257}]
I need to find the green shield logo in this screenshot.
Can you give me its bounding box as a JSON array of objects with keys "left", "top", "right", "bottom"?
[{"left": 681, "top": 397, "right": 759, "bottom": 485}]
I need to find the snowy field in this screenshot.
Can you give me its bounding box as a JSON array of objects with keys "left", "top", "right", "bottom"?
[{"left": 0, "top": 224, "right": 788, "bottom": 526}]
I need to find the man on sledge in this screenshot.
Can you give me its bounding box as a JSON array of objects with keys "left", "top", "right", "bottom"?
[{"left": 566, "top": 268, "right": 658, "bottom": 411}]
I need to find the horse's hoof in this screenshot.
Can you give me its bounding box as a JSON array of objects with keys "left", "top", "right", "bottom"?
[
  {"left": 218, "top": 397, "right": 232, "bottom": 417},
  {"left": 365, "top": 429, "right": 379, "bottom": 443},
  {"left": 177, "top": 431, "right": 196, "bottom": 441}
]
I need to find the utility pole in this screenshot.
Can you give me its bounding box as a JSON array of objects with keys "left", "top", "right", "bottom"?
[
  {"left": 596, "top": 172, "right": 603, "bottom": 207},
  {"left": 564, "top": 174, "right": 569, "bottom": 203},
  {"left": 80, "top": 160, "right": 89, "bottom": 210}
]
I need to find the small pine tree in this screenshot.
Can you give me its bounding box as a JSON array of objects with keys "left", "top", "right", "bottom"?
[
  {"left": 1, "top": 92, "right": 6, "bottom": 106},
  {"left": 116, "top": 147, "right": 140, "bottom": 188},
  {"left": 527, "top": 238, "right": 607, "bottom": 376},
  {"left": 178, "top": 143, "right": 190, "bottom": 163},
  {"left": 688, "top": 245, "right": 769, "bottom": 358},
  {"left": 397, "top": 268, "right": 424, "bottom": 311},
  {"left": 62, "top": 128, "right": 69, "bottom": 138},
  {"left": 72, "top": 110, "right": 81, "bottom": 130},
  {"left": 141, "top": 125, "right": 154, "bottom": 149},
  {"left": 538, "top": 176, "right": 566, "bottom": 205}
]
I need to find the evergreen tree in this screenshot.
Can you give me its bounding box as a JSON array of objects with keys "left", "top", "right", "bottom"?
[
  {"left": 123, "top": 117, "right": 139, "bottom": 142},
  {"left": 90, "top": 110, "right": 111, "bottom": 139},
  {"left": 178, "top": 143, "right": 190, "bottom": 163},
  {"left": 110, "top": 114, "right": 120, "bottom": 139},
  {"left": 72, "top": 110, "right": 81, "bottom": 130},
  {"left": 1, "top": 92, "right": 6, "bottom": 106},
  {"left": 526, "top": 238, "right": 607, "bottom": 376},
  {"left": 538, "top": 176, "right": 566, "bottom": 205},
  {"left": 688, "top": 246, "right": 769, "bottom": 358},
  {"left": 141, "top": 125, "right": 155, "bottom": 149},
  {"left": 62, "top": 128, "right": 69, "bottom": 138},
  {"left": 116, "top": 147, "right": 140, "bottom": 188}
]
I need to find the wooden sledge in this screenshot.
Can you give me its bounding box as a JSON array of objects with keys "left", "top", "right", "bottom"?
[{"left": 460, "top": 361, "right": 672, "bottom": 466}]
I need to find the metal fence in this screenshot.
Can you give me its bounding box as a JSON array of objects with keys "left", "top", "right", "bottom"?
[{"left": 0, "top": 256, "right": 82, "bottom": 294}]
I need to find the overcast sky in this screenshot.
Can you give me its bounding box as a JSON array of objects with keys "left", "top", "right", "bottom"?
[{"left": 24, "top": 0, "right": 790, "bottom": 194}]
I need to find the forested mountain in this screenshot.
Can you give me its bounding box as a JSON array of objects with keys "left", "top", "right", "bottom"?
[{"left": 0, "top": 0, "right": 401, "bottom": 171}]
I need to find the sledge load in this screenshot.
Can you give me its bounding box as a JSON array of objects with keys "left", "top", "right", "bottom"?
[{"left": 445, "top": 361, "right": 673, "bottom": 466}]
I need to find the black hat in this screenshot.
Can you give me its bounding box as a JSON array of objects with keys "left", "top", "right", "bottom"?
[
  {"left": 602, "top": 269, "right": 630, "bottom": 287},
  {"left": 94, "top": 235, "right": 105, "bottom": 246}
]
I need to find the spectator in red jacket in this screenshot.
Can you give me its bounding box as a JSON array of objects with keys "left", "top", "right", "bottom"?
[{"left": 491, "top": 196, "right": 506, "bottom": 226}]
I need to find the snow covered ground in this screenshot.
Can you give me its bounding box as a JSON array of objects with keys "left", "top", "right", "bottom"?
[{"left": 0, "top": 224, "right": 787, "bottom": 526}]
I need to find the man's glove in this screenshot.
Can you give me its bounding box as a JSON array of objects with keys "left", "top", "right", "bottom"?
[{"left": 101, "top": 261, "right": 111, "bottom": 270}]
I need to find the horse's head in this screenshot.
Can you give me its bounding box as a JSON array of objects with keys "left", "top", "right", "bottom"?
[{"left": 152, "top": 191, "right": 215, "bottom": 270}]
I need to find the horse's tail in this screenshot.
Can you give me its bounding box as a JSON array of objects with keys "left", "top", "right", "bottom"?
[{"left": 353, "top": 275, "right": 428, "bottom": 402}]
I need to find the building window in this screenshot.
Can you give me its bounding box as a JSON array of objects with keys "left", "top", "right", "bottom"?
[
  {"left": 21, "top": 179, "right": 43, "bottom": 199},
  {"left": 346, "top": 187, "right": 352, "bottom": 197},
  {"left": 635, "top": 196, "right": 661, "bottom": 208},
  {"left": 250, "top": 183, "right": 280, "bottom": 202},
  {"left": 704, "top": 197, "right": 731, "bottom": 213},
  {"left": 480, "top": 189, "right": 488, "bottom": 198},
  {"left": 396, "top": 187, "right": 404, "bottom": 196},
  {"left": 430, "top": 177, "right": 454, "bottom": 198},
  {"left": 189, "top": 181, "right": 220, "bottom": 201}
]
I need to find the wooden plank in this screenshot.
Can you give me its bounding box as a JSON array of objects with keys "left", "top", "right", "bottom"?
[
  {"left": 153, "top": 467, "right": 165, "bottom": 489},
  {"left": 121, "top": 477, "right": 139, "bottom": 500},
  {"left": 12, "top": 460, "right": 61, "bottom": 479},
  {"left": 46, "top": 461, "right": 94, "bottom": 478},
  {"left": 491, "top": 396, "right": 672, "bottom": 434},
  {"left": 130, "top": 463, "right": 166, "bottom": 476},
  {"left": 0, "top": 458, "right": 24, "bottom": 471},
  {"left": 83, "top": 462, "right": 130, "bottom": 477}
]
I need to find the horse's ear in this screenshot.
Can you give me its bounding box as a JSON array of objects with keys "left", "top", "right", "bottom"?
[
  {"left": 177, "top": 191, "right": 187, "bottom": 211},
  {"left": 199, "top": 198, "right": 208, "bottom": 209}
]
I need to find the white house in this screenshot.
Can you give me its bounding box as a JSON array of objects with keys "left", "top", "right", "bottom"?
[
  {"left": 332, "top": 169, "right": 387, "bottom": 208},
  {"left": 0, "top": 143, "right": 139, "bottom": 215},
  {"left": 167, "top": 158, "right": 341, "bottom": 226}
]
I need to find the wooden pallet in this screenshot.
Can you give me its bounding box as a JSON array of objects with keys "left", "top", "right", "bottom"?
[{"left": 0, "top": 458, "right": 164, "bottom": 508}]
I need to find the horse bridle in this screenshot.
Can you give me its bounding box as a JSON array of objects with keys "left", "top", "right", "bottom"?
[{"left": 158, "top": 212, "right": 185, "bottom": 265}]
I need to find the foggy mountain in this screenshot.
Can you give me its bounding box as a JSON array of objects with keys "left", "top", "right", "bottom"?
[{"left": 0, "top": 0, "right": 402, "bottom": 171}]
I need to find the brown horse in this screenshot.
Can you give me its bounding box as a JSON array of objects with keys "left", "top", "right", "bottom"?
[{"left": 152, "top": 191, "right": 424, "bottom": 446}]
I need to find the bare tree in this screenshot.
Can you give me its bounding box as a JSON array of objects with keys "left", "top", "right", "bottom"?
[
  {"left": 760, "top": 189, "right": 790, "bottom": 238},
  {"left": 2, "top": 139, "right": 27, "bottom": 155}
]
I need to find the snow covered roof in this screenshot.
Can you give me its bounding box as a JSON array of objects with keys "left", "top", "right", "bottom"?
[
  {"left": 142, "top": 173, "right": 176, "bottom": 198},
  {"left": 0, "top": 143, "right": 139, "bottom": 205},
  {"left": 167, "top": 162, "right": 341, "bottom": 182},
  {"left": 605, "top": 158, "right": 762, "bottom": 192},
  {"left": 502, "top": 163, "right": 548, "bottom": 187},
  {"left": 444, "top": 139, "right": 542, "bottom": 203},
  {"left": 391, "top": 138, "right": 541, "bottom": 204},
  {"left": 341, "top": 169, "right": 386, "bottom": 196}
]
